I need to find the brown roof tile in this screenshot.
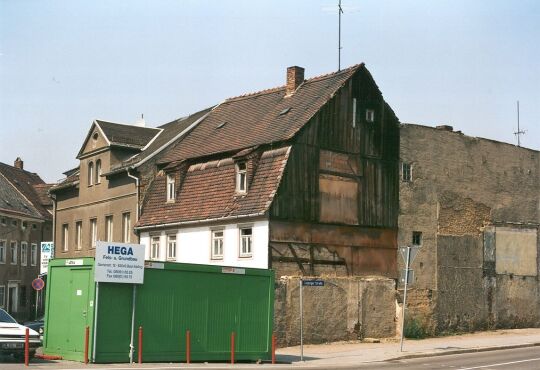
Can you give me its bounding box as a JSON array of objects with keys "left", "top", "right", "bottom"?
[{"left": 137, "top": 146, "right": 290, "bottom": 227}]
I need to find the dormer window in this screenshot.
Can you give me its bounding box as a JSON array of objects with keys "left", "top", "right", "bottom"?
[
  {"left": 366, "top": 109, "right": 375, "bottom": 123},
  {"left": 167, "top": 174, "right": 176, "bottom": 202},
  {"left": 88, "top": 161, "right": 94, "bottom": 186},
  {"left": 236, "top": 162, "right": 247, "bottom": 193},
  {"left": 95, "top": 159, "right": 102, "bottom": 184}
]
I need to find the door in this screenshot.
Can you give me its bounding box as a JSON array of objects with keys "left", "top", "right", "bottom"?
[
  {"left": 67, "top": 269, "right": 91, "bottom": 352},
  {"left": 7, "top": 283, "right": 18, "bottom": 315}
]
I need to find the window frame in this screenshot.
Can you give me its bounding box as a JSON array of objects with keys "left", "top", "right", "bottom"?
[
  {"left": 239, "top": 226, "right": 253, "bottom": 258},
  {"left": 365, "top": 109, "right": 375, "bottom": 123},
  {"left": 75, "top": 221, "right": 82, "bottom": 250},
  {"left": 20, "top": 242, "right": 27, "bottom": 266},
  {"left": 0, "top": 285, "right": 5, "bottom": 308},
  {"left": 0, "top": 240, "right": 5, "bottom": 264},
  {"left": 88, "top": 161, "right": 94, "bottom": 186},
  {"left": 62, "top": 223, "right": 69, "bottom": 252},
  {"left": 122, "top": 213, "right": 131, "bottom": 243},
  {"left": 166, "top": 174, "right": 176, "bottom": 202},
  {"left": 412, "top": 231, "right": 423, "bottom": 247},
  {"left": 211, "top": 229, "right": 224, "bottom": 260},
  {"left": 10, "top": 241, "right": 18, "bottom": 264},
  {"left": 90, "top": 218, "right": 97, "bottom": 248},
  {"left": 236, "top": 162, "right": 247, "bottom": 193},
  {"left": 95, "top": 159, "right": 102, "bottom": 184},
  {"left": 150, "top": 236, "right": 161, "bottom": 261},
  {"left": 166, "top": 234, "right": 177, "bottom": 261},
  {"left": 30, "top": 243, "right": 37, "bottom": 266},
  {"left": 402, "top": 162, "right": 412, "bottom": 182},
  {"left": 105, "top": 215, "right": 113, "bottom": 242}
]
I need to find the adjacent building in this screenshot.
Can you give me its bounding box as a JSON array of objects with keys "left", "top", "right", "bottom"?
[
  {"left": 0, "top": 158, "right": 52, "bottom": 320},
  {"left": 399, "top": 124, "right": 540, "bottom": 334},
  {"left": 50, "top": 110, "right": 211, "bottom": 258},
  {"left": 136, "top": 64, "right": 401, "bottom": 278}
]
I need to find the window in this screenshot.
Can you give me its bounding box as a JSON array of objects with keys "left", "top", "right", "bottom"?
[
  {"left": 1, "top": 217, "right": 5, "bottom": 226},
  {"left": 95, "top": 159, "right": 102, "bottom": 184},
  {"left": 12, "top": 220, "right": 17, "bottom": 227},
  {"left": 75, "top": 221, "right": 82, "bottom": 250},
  {"left": 90, "top": 218, "right": 97, "bottom": 248},
  {"left": 10, "top": 241, "right": 17, "bottom": 264},
  {"left": 211, "top": 230, "right": 224, "bottom": 260},
  {"left": 412, "top": 231, "right": 422, "bottom": 246},
  {"left": 166, "top": 174, "right": 175, "bottom": 202},
  {"left": 30, "top": 244, "right": 37, "bottom": 266},
  {"left": 151, "top": 236, "right": 160, "bottom": 260},
  {"left": 0, "top": 240, "right": 5, "bottom": 264},
  {"left": 402, "top": 162, "right": 412, "bottom": 182},
  {"left": 62, "top": 224, "right": 69, "bottom": 252},
  {"left": 32, "top": 223, "right": 37, "bottom": 230},
  {"left": 239, "top": 227, "right": 252, "bottom": 257},
  {"left": 0, "top": 286, "right": 5, "bottom": 308},
  {"left": 166, "top": 234, "right": 177, "bottom": 261},
  {"left": 20, "top": 242, "right": 27, "bottom": 266},
  {"left": 236, "top": 162, "right": 247, "bottom": 193},
  {"left": 22, "top": 221, "right": 27, "bottom": 230},
  {"left": 88, "top": 161, "right": 94, "bottom": 186},
  {"left": 105, "top": 216, "right": 113, "bottom": 242},
  {"left": 122, "top": 213, "right": 131, "bottom": 243},
  {"left": 365, "top": 109, "right": 375, "bottom": 123},
  {"left": 19, "top": 286, "right": 26, "bottom": 307},
  {"left": 352, "top": 98, "right": 357, "bottom": 128}
]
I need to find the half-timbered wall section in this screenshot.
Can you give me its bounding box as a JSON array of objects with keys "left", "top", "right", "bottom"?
[{"left": 269, "top": 69, "right": 400, "bottom": 278}]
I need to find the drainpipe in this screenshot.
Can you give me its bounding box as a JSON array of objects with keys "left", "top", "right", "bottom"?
[
  {"left": 126, "top": 168, "right": 140, "bottom": 243},
  {"left": 50, "top": 193, "right": 57, "bottom": 258}
]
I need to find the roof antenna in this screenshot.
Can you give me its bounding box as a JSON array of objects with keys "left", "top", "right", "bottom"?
[
  {"left": 514, "top": 100, "right": 526, "bottom": 147},
  {"left": 338, "top": 0, "right": 344, "bottom": 71}
]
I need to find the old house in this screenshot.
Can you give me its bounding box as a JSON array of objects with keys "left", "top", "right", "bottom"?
[
  {"left": 0, "top": 158, "right": 52, "bottom": 320},
  {"left": 399, "top": 124, "right": 540, "bottom": 335},
  {"left": 135, "top": 64, "right": 400, "bottom": 279},
  {"left": 49, "top": 109, "right": 211, "bottom": 258}
]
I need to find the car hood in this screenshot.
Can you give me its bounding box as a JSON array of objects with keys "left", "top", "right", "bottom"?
[{"left": 0, "top": 323, "right": 39, "bottom": 336}]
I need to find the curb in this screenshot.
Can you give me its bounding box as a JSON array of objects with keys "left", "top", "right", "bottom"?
[{"left": 388, "top": 342, "right": 540, "bottom": 362}]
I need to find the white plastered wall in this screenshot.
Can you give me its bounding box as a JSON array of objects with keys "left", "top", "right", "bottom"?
[{"left": 139, "top": 219, "right": 269, "bottom": 269}]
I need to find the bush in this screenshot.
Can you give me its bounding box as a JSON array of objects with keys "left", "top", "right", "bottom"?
[{"left": 404, "top": 317, "right": 427, "bottom": 339}]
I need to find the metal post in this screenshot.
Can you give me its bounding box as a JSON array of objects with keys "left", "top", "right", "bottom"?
[
  {"left": 35, "top": 288, "right": 39, "bottom": 320},
  {"left": 400, "top": 247, "right": 411, "bottom": 352},
  {"left": 92, "top": 282, "right": 99, "bottom": 363},
  {"left": 271, "top": 333, "right": 276, "bottom": 364},
  {"left": 300, "top": 278, "right": 303, "bottom": 361},
  {"left": 129, "top": 284, "right": 137, "bottom": 363},
  {"left": 24, "top": 328, "right": 29, "bottom": 366},
  {"left": 84, "top": 326, "right": 89, "bottom": 364}
]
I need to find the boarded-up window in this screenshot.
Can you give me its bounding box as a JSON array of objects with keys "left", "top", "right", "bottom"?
[
  {"left": 319, "top": 174, "right": 358, "bottom": 224},
  {"left": 495, "top": 227, "right": 538, "bottom": 276}
]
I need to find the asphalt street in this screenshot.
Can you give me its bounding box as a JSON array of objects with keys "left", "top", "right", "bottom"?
[{"left": 1, "top": 346, "right": 540, "bottom": 369}]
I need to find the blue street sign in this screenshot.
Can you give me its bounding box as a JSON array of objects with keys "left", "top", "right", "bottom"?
[{"left": 302, "top": 280, "right": 324, "bottom": 287}]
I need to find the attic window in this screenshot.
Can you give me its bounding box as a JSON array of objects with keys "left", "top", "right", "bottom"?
[
  {"left": 366, "top": 109, "right": 375, "bottom": 123},
  {"left": 166, "top": 174, "right": 176, "bottom": 202},
  {"left": 279, "top": 107, "right": 291, "bottom": 116},
  {"left": 93, "top": 132, "right": 98, "bottom": 141},
  {"left": 236, "top": 162, "right": 247, "bottom": 193},
  {"left": 216, "top": 121, "right": 228, "bottom": 129}
]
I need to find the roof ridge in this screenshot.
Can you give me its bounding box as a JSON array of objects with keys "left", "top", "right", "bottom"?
[
  {"left": 95, "top": 119, "right": 160, "bottom": 130},
  {"left": 224, "top": 63, "right": 363, "bottom": 103}
]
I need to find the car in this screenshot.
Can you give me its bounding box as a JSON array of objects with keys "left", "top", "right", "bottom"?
[
  {"left": 23, "top": 316, "right": 44, "bottom": 341},
  {"left": 0, "top": 308, "right": 41, "bottom": 361}
]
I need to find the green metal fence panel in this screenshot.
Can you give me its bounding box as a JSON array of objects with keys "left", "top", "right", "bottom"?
[{"left": 44, "top": 259, "right": 274, "bottom": 363}]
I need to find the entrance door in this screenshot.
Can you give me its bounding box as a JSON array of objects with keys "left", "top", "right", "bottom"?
[
  {"left": 67, "top": 269, "right": 91, "bottom": 352},
  {"left": 7, "top": 284, "right": 17, "bottom": 315}
]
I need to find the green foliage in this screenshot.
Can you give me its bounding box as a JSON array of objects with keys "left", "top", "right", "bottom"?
[{"left": 404, "top": 317, "right": 427, "bottom": 339}]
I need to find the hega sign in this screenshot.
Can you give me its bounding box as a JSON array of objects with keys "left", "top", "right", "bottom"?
[{"left": 95, "top": 241, "right": 145, "bottom": 284}]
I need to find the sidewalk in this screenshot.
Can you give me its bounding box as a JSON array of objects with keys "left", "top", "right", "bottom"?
[{"left": 276, "top": 328, "right": 540, "bottom": 367}]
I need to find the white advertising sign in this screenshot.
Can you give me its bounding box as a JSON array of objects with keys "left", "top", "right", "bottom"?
[
  {"left": 95, "top": 241, "right": 145, "bottom": 284},
  {"left": 40, "top": 242, "right": 54, "bottom": 275}
]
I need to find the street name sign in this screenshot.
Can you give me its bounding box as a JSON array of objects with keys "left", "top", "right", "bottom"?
[
  {"left": 302, "top": 280, "right": 324, "bottom": 287},
  {"left": 95, "top": 241, "right": 145, "bottom": 284}
]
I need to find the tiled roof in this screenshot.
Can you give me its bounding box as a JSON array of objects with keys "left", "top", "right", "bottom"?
[
  {"left": 107, "top": 107, "right": 213, "bottom": 174},
  {"left": 137, "top": 146, "right": 291, "bottom": 228},
  {"left": 159, "top": 64, "right": 362, "bottom": 164},
  {"left": 50, "top": 171, "right": 79, "bottom": 192},
  {"left": 0, "top": 162, "right": 52, "bottom": 220},
  {"left": 0, "top": 173, "right": 42, "bottom": 219},
  {"left": 96, "top": 120, "right": 161, "bottom": 148}
]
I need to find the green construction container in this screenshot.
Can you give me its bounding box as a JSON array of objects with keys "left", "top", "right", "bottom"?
[{"left": 43, "top": 258, "right": 274, "bottom": 363}]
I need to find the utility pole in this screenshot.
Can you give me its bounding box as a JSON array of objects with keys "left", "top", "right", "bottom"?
[
  {"left": 338, "top": 0, "right": 343, "bottom": 71},
  {"left": 514, "top": 100, "right": 526, "bottom": 147}
]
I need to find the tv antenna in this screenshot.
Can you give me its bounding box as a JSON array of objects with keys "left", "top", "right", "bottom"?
[
  {"left": 514, "top": 100, "right": 526, "bottom": 147},
  {"left": 338, "top": 0, "right": 344, "bottom": 71}
]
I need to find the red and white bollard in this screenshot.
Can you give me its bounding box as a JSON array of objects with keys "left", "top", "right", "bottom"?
[
  {"left": 230, "top": 332, "right": 235, "bottom": 364},
  {"left": 186, "top": 330, "right": 191, "bottom": 364}
]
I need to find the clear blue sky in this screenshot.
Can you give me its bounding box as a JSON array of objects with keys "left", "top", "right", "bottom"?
[{"left": 1, "top": 0, "right": 539, "bottom": 182}]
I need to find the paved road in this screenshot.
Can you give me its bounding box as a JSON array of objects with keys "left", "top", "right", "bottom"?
[{"left": 1, "top": 346, "right": 539, "bottom": 369}]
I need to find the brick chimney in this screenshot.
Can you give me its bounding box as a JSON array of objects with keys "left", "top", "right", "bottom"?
[
  {"left": 286, "top": 66, "right": 305, "bottom": 96},
  {"left": 14, "top": 157, "right": 23, "bottom": 170}
]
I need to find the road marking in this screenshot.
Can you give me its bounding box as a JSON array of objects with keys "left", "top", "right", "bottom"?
[{"left": 459, "top": 357, "right": 540, "bottom": 369}]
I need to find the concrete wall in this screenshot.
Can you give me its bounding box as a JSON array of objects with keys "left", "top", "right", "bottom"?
[
  {"left": 399, "top": 124, "right": 540, "bottom": 334},
  {"left": 274, "top": 276, "right": 396, "bottom": 346}
]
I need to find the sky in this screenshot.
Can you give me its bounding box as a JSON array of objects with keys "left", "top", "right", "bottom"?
[{"left": 1, "top": 0, "right": 539, "bottom": 183}]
